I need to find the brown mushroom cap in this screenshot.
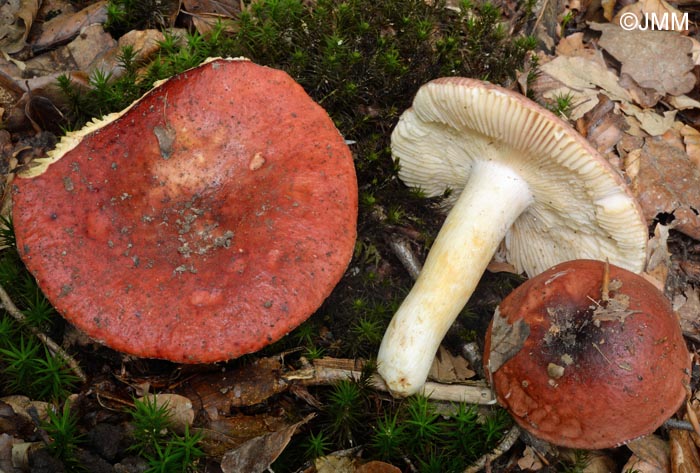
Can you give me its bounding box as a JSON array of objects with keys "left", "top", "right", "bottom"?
[
  {"left": 12, "top": 58, "right": 358, "bottom": 363},
  {"left": 484, "top": 259, "right": 689, "bottom": 449}
]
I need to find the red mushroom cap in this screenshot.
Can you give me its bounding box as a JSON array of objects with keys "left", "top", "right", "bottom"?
[
  {"left": 484, "top": 259, "right": 689, "bottom": 449},
  {"left": 13, "top": 58, "right": 358, "bottom": 363}
]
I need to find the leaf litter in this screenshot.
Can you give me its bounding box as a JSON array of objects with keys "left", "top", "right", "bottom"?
[{"left": 1, "top": 0, "right": 700, "bottom": 471}]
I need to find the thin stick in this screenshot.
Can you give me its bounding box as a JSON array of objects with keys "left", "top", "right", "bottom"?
[
  {"left": 601, "top": 258, "right": 610, "bottom": 302},
  {"left": 0, "top": 283, "right": 86, "bottom": 382},
  {"left": 664, "top": 417, "right": 696, "bottom": 432},
  {"left": 387, "top": 234, "right": 423, "bottom": 280},
  {"left": 283, "top": 357, "right": 495, "bottom": 405},
  {"left": 463, "top": 425, "right": 521, "bottom": 473}
]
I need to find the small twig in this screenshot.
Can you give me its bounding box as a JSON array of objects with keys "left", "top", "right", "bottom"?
[
  {"left": 664, "top": 417, "right": 696, "bottom": 432},
  {"left": 283, "top": 357, "right": 495, "bottom": 405},
  {"left": 387, "top": 233, "right": 423, "bottom": 280},
  {"left": 0, "top": 283, "right": 86, "bottom": 383},
  {"left": 601, "top": 259, "right": 610, "bottom": 302},
  {"left": 531, "top": 0, "right": 551, "bottom": 33},
  {"left": 463, "top": 425, "right": 521, "bottom": 473},
  {"left": 591, "top": 342, "right": 612, "bottom": 365}
]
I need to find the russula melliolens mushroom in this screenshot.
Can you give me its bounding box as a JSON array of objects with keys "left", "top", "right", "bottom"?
[
  {"left": 484, "top": 259, "right": 689, "bottom": 449},
  {"left": 12, "top": 58, "right": 358, "bottom": 363},
  {"left": 377, "top": 78, "right": 648, "bottom": 396}
]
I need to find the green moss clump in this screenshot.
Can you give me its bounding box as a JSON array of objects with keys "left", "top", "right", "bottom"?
[
  {"left": 0, "top": 218, "right": 80, "bottom": 401},
  {"left": 274, "top": 381, "right": 513, "bottom": 472},
  {"left": 105, "top": 0, "right": 180, "bottom": 37}
]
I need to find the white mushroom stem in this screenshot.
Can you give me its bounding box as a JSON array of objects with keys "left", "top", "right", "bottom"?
[{"left": 377, "top": 160, "right": 534, "bottom": 396}]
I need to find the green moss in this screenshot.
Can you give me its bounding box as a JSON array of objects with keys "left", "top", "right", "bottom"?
[
  {"left": 128, "top": 395, "right": 204, "bottom": 472},
  {"left": 105, "top": 0, "right": 179, "bottom": 37},
  {"left": 42, "top": 402, "right": 85, "bottom": 471},
  {"left": 275, "top": 380, "right": 512, "bottom": 472},
  {"left": 0, "top": 218, "right": 80, "bottom": 401}
]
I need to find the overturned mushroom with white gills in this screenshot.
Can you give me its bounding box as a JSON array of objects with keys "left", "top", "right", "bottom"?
[{"left": 377, "top": 78, "right": 648, "bottom": 397}]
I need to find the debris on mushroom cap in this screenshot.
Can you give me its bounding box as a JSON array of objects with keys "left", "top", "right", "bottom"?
[
  {"left": 377, "top": 77, "right": 648, "bottom": 397},
  {"left": 12, "top": 58, "right": 358, "bottom": 363},
  {"left": 484, "top": 259, "right": 690, "bottom": 449}
]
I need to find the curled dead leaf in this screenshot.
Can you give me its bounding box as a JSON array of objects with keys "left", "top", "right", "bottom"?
[
  {"left": 32, "top": 2, "right": 109, "bottom": 53},
  {"left": 626, "top": 435, "right": 671, "bottom": 472},
  {"left": 428, "top": 345, "right": 475, "bottom": 384},
  {"left": 0, "top": 0, "right": 40, "bottom": 54},
  {"left": 670, "top": 429, "right": 700, "bottom": 472},
  {"left": 625, "top": 137, "right": 700, "bottom": 240},
  {"left": 220, "top": 414, "right": 314, "bottom": 473},
  {"left": 591, "top": 23, "right": 696, "bottom": 97}
]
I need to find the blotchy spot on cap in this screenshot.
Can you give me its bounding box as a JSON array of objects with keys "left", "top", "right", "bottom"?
[
  {"left": 189, "top": 289, "right": 224, "bottom": 307},
  {"left": 86, "top": 211, "right": 113, "bottom": 241},
  {"left": 249, "top": 152, "right": 265, "bottom": 171}
]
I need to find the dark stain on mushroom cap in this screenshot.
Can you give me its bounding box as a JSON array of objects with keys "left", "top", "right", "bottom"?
[{"left": 484, "top": 259, "right": 690, "bottom": 449}]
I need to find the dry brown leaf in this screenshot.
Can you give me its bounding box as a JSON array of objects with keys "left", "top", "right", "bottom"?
[
  {"left": 539, "top": 55, "right": 629, "bottom": 98},
  {"left": 619, "top": 102, "right": 676, "bottom": 136},
  {"left": 618, "top": 73, "right": 662, "bottom": 108},
  {"left": 576, "top": 94, "right": 628, "bottom": 155},
  {"left": 555, "top": 32, "right": 609, "bottom": 68},
  {"left": 206, "top": 413, "right": 293, "bottom": 454},
  {"left": 555, "top": 33, "right": 587, "bottom": 57},
  {"left": 624, "top": 454, "right": 667, "bottom": 473},
  {"left": 531, "top": 0, "right": 558, "bottom": 51},
  {"left": 0, "top": 433, "right": 13, "bottom": 473},
  {"left": 584, "top": 452, "right": 618, "bottom": 472},
  {"left": 689, "top": 36, "right": 700, "bottom": 66},
  {"left": 668, "top": 95, "right": 700, "bottom": 111},
  {"left": 645, "top": 223, "right": 672, "bottom": 289},
  {"left": 183, "top": 0, "right": 241, "bottom": 35},
  {"left": 428, "top": 345, "right": 475, "bottom": 383},
  {"left": 78, "top": 29, "right": 166, "bottom": 81},
  {"left": 516, "top": 445, "right": 544, "bottom": 470},
  {"left": 627, "top": 435, "right": 672, "bottom": 471},
  {"left": 600, "top": 0, "right": 616, "bottom": 21},
  {"left": 625, "top": 137, "right": 700, "bottom": 240},
  {"left": 315, "top": 455, "right": 355, "bottom": 473},
  {"left": 591, "top": 23, "right": 695, "bottom": 97},
  {"left": 674, "top": 288, "right": 700, "bottom": 342},
  {"left": 679, "top": 125, "right": 700, "bottom": 168},
  {"left": 486, "top": 260, "right": 519, "bottom": 274},
  {"left": 183, "top": 0, "right": 239, "bottom": 16},
  {"left": 671, "top": 429, "right": 700, "bottom": 473},
  {"left": 118, "top": 29, "right": 166, "bottom": 64},
  {"left": 0, "top": 395, "right": 50, "bottom": 423},
  {"left": 177, "top": 357, "right": 286, "bottom": 413},
  {"left": 66, "top": 23, "right": 117, "bottom": 73},
  {"left": 137, "top": 393, "right": 194, "bottom": 433},
  {"left": 220, "top": 414, "right": 314, "bottom": 473},
  {"left": 0, "top": 0, "right": 40, "bottom": 54},
  {"left": 0, "top": 70, "right": 89, "bottom": 132},
  {"left": 32, "top": 1, "right": 109, "bottom": 53}
]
